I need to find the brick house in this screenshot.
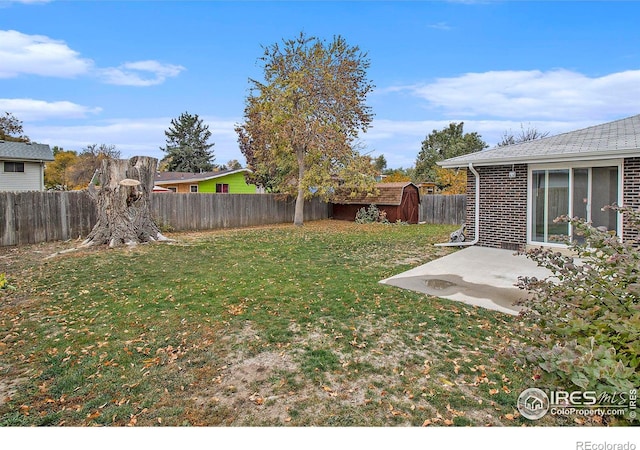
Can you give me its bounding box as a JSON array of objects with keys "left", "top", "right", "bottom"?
[{"left": 438, "top": 114, "right": 640, "bottom": 251}]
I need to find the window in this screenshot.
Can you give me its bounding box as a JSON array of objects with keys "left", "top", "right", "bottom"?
[
  {"left": 190, "top": 185, "right": 198, "bottom": 193},
  {"left": 216, "top": 183, "right": 229, "bottom": 193},
  {"left": 167, "top": 187, "right": 177, "bottom": 192},
  {"left": 4, "top": 161, "right": 25, "bottom": 173},
  {"left": 529, "top": 163, "right": 621, "bottom": 245}
]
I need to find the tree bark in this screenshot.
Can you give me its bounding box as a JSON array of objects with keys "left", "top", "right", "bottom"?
[
  {"left": 81, "top": 156, "right": 170, "bottom": 248},
  {"left": 293, "top": 145, "right": 305, "bottom": 226}
]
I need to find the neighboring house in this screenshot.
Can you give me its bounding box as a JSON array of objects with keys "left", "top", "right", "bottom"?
[
  {"left": 331, "top": 182, "right": 421, "bottom": 223},
  {"left": 154, "top": 168, "right": 257, "bottom": 194},
  {"left": 0, "top": 140, "right": 54, "bottom": 192},
  {"left": 439, "top": 114, "right": 640, "bottom": 250}
]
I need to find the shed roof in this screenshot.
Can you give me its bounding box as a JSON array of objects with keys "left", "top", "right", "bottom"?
[
  {"left": 155, "top": 168, "right": 250, "bottom": 185},
  {"left": 0, "top": 140, "right": 54, "bottom": 161},
  {"left": 439, "top": 114, "right": 640, "bottom": 168},
  {"left": 332, "top": 182, "right": 419, "bottom": 206}
]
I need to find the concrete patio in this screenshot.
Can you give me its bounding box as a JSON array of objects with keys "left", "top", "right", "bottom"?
[{"left": 379, "top": 246, "right": 552, "bottom": 315}]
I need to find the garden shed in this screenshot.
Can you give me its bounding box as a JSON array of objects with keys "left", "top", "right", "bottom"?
[{"left": 331, "top": 182, "right": 420, "bottom": 223}]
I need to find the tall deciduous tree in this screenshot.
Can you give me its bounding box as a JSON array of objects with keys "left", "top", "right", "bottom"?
[
  {"left": 236, "top": 33, "right": 376, "bottom": 226},
  {"left": 414, "top": 122, "right": 487, "bottom": 183},
  {"left": 44, "top": 149, "right": 78, "bottom": 190},
  {"left": 160, "top": 112, "right": 215, "bottom": 173},
  {"left": 68, "top": 144, "right": 121, "bottom": 189},
  {"left": 0, "top": 112, "right": 29, "bottom": 142}
]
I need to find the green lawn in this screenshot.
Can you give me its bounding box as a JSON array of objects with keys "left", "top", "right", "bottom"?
[{"left": 0, "top": 220, "right": 563, "bottom": 426}]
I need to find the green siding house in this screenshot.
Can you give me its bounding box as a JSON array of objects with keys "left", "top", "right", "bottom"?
[{"left": 154, "top": 168, "right": 258, "bottom": 194}]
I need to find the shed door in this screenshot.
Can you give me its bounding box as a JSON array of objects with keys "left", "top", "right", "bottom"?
[{"left": 401, "top": 189, "right": 419, "bottom": 224}]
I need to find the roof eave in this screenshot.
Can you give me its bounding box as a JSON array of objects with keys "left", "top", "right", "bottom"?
[
  {"left": 438, "top": 148, "right": 640, "bottom": 169},
  {"left": 155, "top": 168, "right": 252, "bottom": 185},
  {"left": 0, "top": 156, "right": 54, "bottom": 162}
]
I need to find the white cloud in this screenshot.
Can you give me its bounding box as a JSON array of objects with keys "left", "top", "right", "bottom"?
[
  {"left": 0, "top": 0, "right": 51, "bottom": 7},
  {"left": 98, "top": 60, "right": 186, "bottom": 86},
  {"left": 0, "top": 30, "right": 92, "bottom": 78},
  {"left": 362, "top": 117, "right": 598, "bottom": 169},
  {"left": 427, "top": 22, "right": 452, "bottom": 31},
  {"left": 0, "top": 98, "right": 102, "bottom": 120},
  {"left": 0, "top": 29, "right": 184, "bottom": 86},
  {"left": 402, "top": 69, "right": 640, "bottom": 120}
]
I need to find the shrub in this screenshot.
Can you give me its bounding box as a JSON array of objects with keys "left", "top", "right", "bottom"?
[
  {"left": 516, "top": 206, "right": 639, "bottom": 405},
  {"left": 355, "top": 204, "right": 389, "bottom": 224},
  {"left": 0, "top": 273, "right": 15, "bottom": 290}
]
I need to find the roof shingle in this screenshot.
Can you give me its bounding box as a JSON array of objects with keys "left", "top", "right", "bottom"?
[
  {"left": 0, "top": 141, "right": 54, "bottom": 161},
  {"left": 332, "top": 182, "right": 418, "bottom": 205},
  {"left": 440, "top": 114, "right": 640, "bottom": 168}
]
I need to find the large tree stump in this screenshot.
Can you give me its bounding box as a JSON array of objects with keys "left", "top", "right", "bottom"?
[{"left": 81, "top": 156, "right": 170, "bottom": 248}]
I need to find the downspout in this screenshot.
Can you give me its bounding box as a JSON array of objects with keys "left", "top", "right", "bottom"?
[
  {"left": 40, "top": 160, "right": 45, "bottom": 191},
  {"left": 435, "top": 162, "right": 480, "bottom": 247}
]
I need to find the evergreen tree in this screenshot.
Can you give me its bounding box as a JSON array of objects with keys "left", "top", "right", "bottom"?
[{"left": 160, "top": 112, "right": 215, "bottom": 172}]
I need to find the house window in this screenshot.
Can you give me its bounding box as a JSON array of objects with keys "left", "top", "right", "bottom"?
[
  {"left": 190, "top": 185, "right": 198, "bottom": 193},
  {"left": 216, "top": 183, "right": 229, "bottom": 193},
  {"left": 529, "top": 163, "right": 621, "bottom": 245},
  {"left": 4, "top": 162, "right": 25, "bottom": 173},
  {"left": 167, "top": 187, "right": 177, "bottom": 192}
]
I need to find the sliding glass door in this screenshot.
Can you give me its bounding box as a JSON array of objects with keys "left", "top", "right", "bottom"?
[{"left": 530, "top": 164, "right": 620, "bottom": 245}]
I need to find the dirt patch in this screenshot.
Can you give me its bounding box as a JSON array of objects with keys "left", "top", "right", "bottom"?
[
  {"left": 0, "top": 373, "right": 27, "bottom": 406},
  {"left": 192, "top": 350, "right": 302, "bottom": 425}
]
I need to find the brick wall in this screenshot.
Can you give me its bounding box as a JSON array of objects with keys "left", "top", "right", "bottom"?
[
  {"left": 623, "top": 157, "right": 640, "bottom": 242},
  {"left": 466, "top": 164, "right": 528, "bottom": 251}
]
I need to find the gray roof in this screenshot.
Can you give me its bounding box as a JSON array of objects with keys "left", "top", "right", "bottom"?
[
  {"left": 155, "top": 168, "right": 250, "bottom": 184},
  {"left": 439, "top": 114, "right": 640, "bottom": 168},
  {"left": 0, "top": 140, "right": 54, "bottom": 161}
]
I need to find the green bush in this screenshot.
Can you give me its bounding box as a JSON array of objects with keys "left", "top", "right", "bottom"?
[
  {"left": 355, "top": 204, "right": 389, "bottom": 224},
  {"left": 0, "top": 273, "right": 15, "bottom": 290},
  {"left": 516, "top": 206, "right": 639, "bottom": 399}
]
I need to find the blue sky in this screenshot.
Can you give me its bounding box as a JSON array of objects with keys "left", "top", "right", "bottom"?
[{"left": 1, "top": 0, "right": 639, "bottom": 169}]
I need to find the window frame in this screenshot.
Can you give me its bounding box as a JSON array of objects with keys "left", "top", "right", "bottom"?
[
  {"left": 4, "top": 161, "right": 25, "bottom": 173},
  {"left": 527, "top": 159, "right": 623, "bottom": 247}
]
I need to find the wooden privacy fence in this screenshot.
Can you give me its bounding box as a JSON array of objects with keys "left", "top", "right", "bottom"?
[
  {"left": 1, "top": 191, "right": 329, "bottom": 247},
  {"left": 1, "top": 191, "right": 464, "bottom": 247},
  {"left": 419, "top": 194, "right": 466, "bottom": 225},
  {"left": 1, "top": 191, "right": 97, "bottom": 247},
  {"left": 151, "top": 193, "right": 328, "bottom": 231}
]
